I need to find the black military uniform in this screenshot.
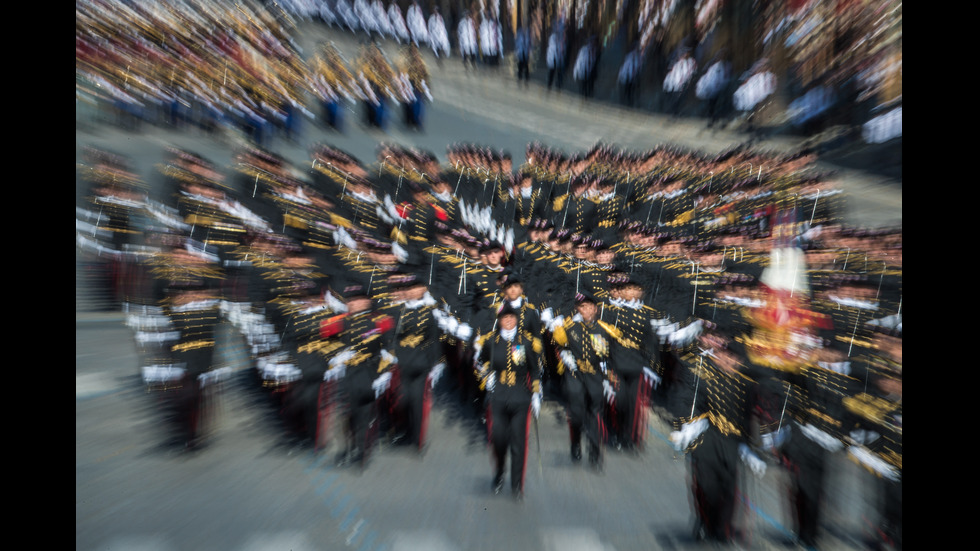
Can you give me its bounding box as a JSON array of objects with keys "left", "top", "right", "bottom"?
[
  {"left": 669, "top": 345, "right": 760, "bottom": 544},
  {"left": 603, "top": 278, "right": 663, "bottom": 451},
  {"left": 379, "top": 273, "right": 447, "bottom": 452},
  {"left": 321, "top": 284, "right": 398, "bottom": 468},
  {"left": 843, "top": 329, "right": 902, "bottom": 550},
  {"left": 475, "top": 304, "right": 542, "bottom": 498},
  {"left": 551, "top": 291, "right": 619, "bottom": 470},
  {"left": 153, "top": 247, "right": 225, "bottom": 448}
]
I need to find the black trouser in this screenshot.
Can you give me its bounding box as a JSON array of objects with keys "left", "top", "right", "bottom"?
[
  {"left": 283, "top": 350, "right": 327, "bottom": 442},
  {"left": 564, "top": 372, "right": 604, "bottom": 458},
  {"left": 393, "top": 365, "right": 431, "bottom": 450},
  {"left": 517, "top": 55, "right": 530, "bottom": 82},
  {"left": 487, "top": 392, "right": 532, "bottom": 492},
  {"left": 342, "top": 366, "right": 377, "bottom": 460},
  {"left": 782, "top": 433, "right": 828, "bottom": 546},
  {"left": 622, "top": 80, "right": 636, "bottom": 106},
  {"left": 172, "top": 346, "right": 214, "bottom": 444},
  {"left": 689, "top": 428, "right": 739, "bottom": 542},
  {"left": 612, "top": 370, "right": 645, "bottom": 447},
  {"left": 548, "top": 66, "right": 563, "bottom": 89}
]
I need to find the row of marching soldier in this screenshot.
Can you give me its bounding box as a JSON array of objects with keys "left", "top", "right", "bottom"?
[{"left": 77, "top": 137, "right": 901, "bottom": 548}]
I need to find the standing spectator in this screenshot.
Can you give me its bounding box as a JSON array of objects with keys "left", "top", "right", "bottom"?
[
  {"left": 573, "top": 37, "right": 598, "bottom": 98},
  {"left": 479, "top": 10, "right": 503, "bottom": 66},
  {"left": 696, "top": 53, "right": 731, "bottom": 129},
  {"left": 407, "top": 1, "right": 429, "bottom": 47},
  {"left": 546, "top": 22, "right": 566, "bottom": 90},
  {"left": 515, "top": 24, "right": 532, "bottom": 86},
  {"left": 663, "top": 49, "right": 696, "bottom": 117},
  {"left": 388, "top": 2, "right": 411, "bottom": 43},
  {"left": 733, "top": 58, "right": 777, "bottom": 138},
  {"left": 428, "top": 7, "right": 451, "bottom": 60},
  {"left": 618, "top": 43, "right": 642, "bottom": 106},
  {"left": 458, "top": 10, "right": 479, "bottom": 69}
]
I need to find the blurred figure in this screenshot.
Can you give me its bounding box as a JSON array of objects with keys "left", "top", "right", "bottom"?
[
  {"left": 479, "top": 10, "right": 503, "bottom": 67},
  {"left": 406, "top": 1, "right": 429, "bottom": 47},
  {"left": 663, "top": 49, "right": 696, "bottom": 117},
  {"left": 546, "top": 21, "right": 567, "bottom": 90},
  {"left": 428, "top": 6, "right": 451, "bottom": 61},
  {"left": 379, "top": 272, "right": 456, "bottom": 452},
  {"left": 322, "top": 283, "right": 398, "bottom": 469},
  {"left": 515, "top": 24, "right": 532, "bottom": 86},
  {"left": 696, "top": 52, "right": 731, "bottom": 129},
  {"left": 458, "top": 10, "right": 479, "bottom": 69},
  {"left": 733, "top": 58, "right": 777, "bottom": 139},
  {"left": 618, "top": 43, "right": 642, "bottom": 107},
  {"left": 573, "top": 36, "right": 598, "bottom": 98},
  {"left": 398, "top": 44, "right": 432, "bottom": 130},
  {"left": 357, "top": 44, "right": 399, "bottom": 129},
  {"left": 388, "top": 2, "right": 411, "bottom": 44}
]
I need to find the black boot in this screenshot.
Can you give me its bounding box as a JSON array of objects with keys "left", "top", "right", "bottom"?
[
  {"left": 588, "top": 443, "right": 603, "bottom": 472},
  {"left": 493, "top": 472, "right": 505, "bottom": 495}
]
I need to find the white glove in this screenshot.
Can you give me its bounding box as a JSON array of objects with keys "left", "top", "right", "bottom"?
[
  {"left": 547, "top": 315, "right": 565, "bottom": 333},
  {"left": 670, "top": 418, "right": 708, "bottom": 451},
  {"left": 798, "top": 423, "right": 844, "bottom": 452},
  {"left": 539, "top": 307, "right": 554, "bottom": 326},
  {"left": 484, "top": 371, "right": 496, "bottom": 392},
  {"left": 643, "top": 367, "right": 662, "bottom": 389},
  {"left": 391, "top": 241, "right": 409, "bottom": 263},
  {"left": 761, "top": 425, "right": 790, "bottom": 451},
  {"left": 329, "top": 348, "right": 355, "bottom": 370},
  {"left": 456, "top": 322, "right": 473, "bottom": 342},
  {"left": 603, "top": 379, "right": 616, "bottom": 404},
  {"left": 849, "top": 445, "right": 900, "bottom": 481},
  {"left": 432, "top": 308, "right": 449, "bottom": 330},
  {"left": 599, "top": 361, "right": 608, "bottom": 375},
  {"left": 445, "top": 316, "right": 459, "bottom": 337},
  {"left": 430, "top": 362, "right": 445, "bottom": 388},
  {"left": 531, "top": 392, "right": 541, "bottom": 419},
  {"left": 323, "top": 364, "right": 346, "bottom": 382},
  {"left": 372, "top": 372, "right": 392, "bottom": 398},
  {"left": 560, "top": 350, "right": 577, "bottom": 372},
  {"left": 381, "top": 349, "right": 398, "bottom": 367},
  {"left": 739, "top": 443, "right": 767, "bottom": 478},
  {"left": 848, "top": 429, "right": 880, "bottom": 446}
]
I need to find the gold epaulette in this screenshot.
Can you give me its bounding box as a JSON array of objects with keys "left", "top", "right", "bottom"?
[
  {"left": 596, "top": 320, "right": 623, "bottom": 341},
  {"left": 553, "top": 194, "right": 567, "bottom": 212},
  {"left": 284, "top": 212, "right": 309, "bottom": 229},
  {"left": 172, "top": 339, "right": 215, "bottom": 352}
]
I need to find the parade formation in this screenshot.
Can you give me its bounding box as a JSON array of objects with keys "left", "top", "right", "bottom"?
[
  {"left": 77, "top": 134, "right": 901, "bottom": 548},
  {"left": 77, "top": 1, "right": 900, "bottom": 549}
]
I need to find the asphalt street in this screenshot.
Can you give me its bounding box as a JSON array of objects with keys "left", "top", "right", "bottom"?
[{"left": 76, "top": 21, "right": 899, "bottom": 551}]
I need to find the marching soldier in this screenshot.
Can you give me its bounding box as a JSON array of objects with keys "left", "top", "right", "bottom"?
[
  {"left": 379, "top": 272, "right": 463, "bottom": 452},
  {"left": 843, "top": 325, "right": 902, "bottom": 550},
  {"left": 475, "top": 304, "right": 543, "bottom": 499},
  {"left": 321, "top": 283, "right": 398, "bottom": 468},
  {"left": 668, "top": 336, "right": 768, "bottom": 545},
  {"left": 150, "top": 245, "right": 226, "bottom": 449},
  {"left": 550, "top": 291, "right": 619, "bottom": 470},
  {"left": 603, "top": 277, "right": 664, "bottom": 452}
]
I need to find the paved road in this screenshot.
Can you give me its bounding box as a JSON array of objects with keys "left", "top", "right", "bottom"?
[{"left": 77, "top": 21, "right": 896, "bottom": 551}]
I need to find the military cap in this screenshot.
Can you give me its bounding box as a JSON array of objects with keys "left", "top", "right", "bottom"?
[
  {"left": 388, "top": 271, "right": 425, "bottom": 290},
  {"left": 574, "top": 290, "right": 598, "bottom": 305},
  {"left": 479, "top": 240, "right": 504, "bottom": 254},
  {"left": 496, "top": 302, "right": 520, "bottom": 318},
  {"left": 501, "top": 272, "right": 523, "bottom": 288}
]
